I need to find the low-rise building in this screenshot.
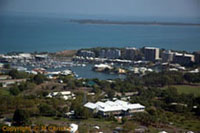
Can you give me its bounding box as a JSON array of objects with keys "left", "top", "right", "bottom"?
[
  {"left": 93, "top": 64, "right": 113, "bottom": 72},
  {"left": 47, "top": 91, "right": 76, "bottom": 100},
  {"left": 0, "top": 79, "right": 26, "bottom": 87},
  {"left": 35, "top": 54, "right": 48, "bottom": 61},
  {"left": 0, "top": 75, "right": 11, "bottom": 80},
  {"left": 84, "top": 100, "right": 145, "bottom": 117},
  {"left": 18, "top": 53, "right": 33, "bottom": 59}
]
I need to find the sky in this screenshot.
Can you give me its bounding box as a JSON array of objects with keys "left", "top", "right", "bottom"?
[{"left": 0, "top": 0, "right": 200, "bottom": 18}]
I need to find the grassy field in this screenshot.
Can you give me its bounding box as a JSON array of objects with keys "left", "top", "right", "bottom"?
[
  {"left": 0, "top": 87, "right": 10, "bottom": 96},
  {"left": 31, "top": 117, "right": 118, "bottom": 132},
  {"left": 162, "top": 85, "right": 200, "bottom": 97}
]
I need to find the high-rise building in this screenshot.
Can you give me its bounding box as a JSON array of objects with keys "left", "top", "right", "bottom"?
[
  {"left": 77, "top": 50, "right": 95, "bottom": 57},
  {"left": 173, "top": 52, "right": 194, "bottom": 65},
  {"left": 99, "top": 49, "right": 121, "bottom": 59},
  {"left": 161, "top": 50, "right": 174, "bottom": 62},
  {"left": 194, "top": 51, "right": 200, "bottom": 64},
  {"left": 124, "top": 47, "right": 137, "bottom": 60},
  {"left": 144, "top": 47, "right": 159, "bottom": 61}
]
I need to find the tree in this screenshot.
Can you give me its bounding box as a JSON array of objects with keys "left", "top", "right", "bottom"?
[
  {"left": 121, "top": 117, "right": 128, "bottom": 124},
  {"left": 8, "top": 69, "right": 28, "bottom": 79},
  {"left": 184, "top": 73, "right": 200, "bottom": 83},
  {"left": 123, "top": 121, "right": 137, "bottom": 132},
  {"left": 9, "top": 85, "right": 20, "bottom": 96},
  {"left": 33, "top": 74, "right": 46, "bottom": 84},
  {"left": 13, "top": 109, "right": 30, "bottom": 126},
  {"left": 194, "top": 106, "right": 200, "bottom": 116},
  {"left": 38, "top": 103, "right": 56, "bottom": 116},
  {"left": 4, "top": 64, "right": 10, "bottom": 69},
  {"left": 107, "top": 90, "right": 115, "bottom": 99},
  {"left": 8, "top": 69, "right": 19, "bottom": 79},
  {"left": 18, "top": 82, "right": 36, "bottom": 91},
  {"left": 70, "top": 95, "right": 91, "bottom": 119}
]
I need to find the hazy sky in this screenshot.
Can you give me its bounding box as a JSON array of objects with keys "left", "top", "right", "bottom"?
[{"left": 0, "top": 0, "right": 200, "bottom": 18}]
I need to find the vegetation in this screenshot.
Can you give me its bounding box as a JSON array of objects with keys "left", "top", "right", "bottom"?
[
  {"left": 172, "top": 85, "right": 200, "bottom": 97},
  {"left": 0, "top": 69, "right": 200, "bottom": 132},
  {"left": 13, "top": 108, "right": 30, "bottom": 126},
  {"left": 8, "top": 69, "right": 29, "bottom": 79}
]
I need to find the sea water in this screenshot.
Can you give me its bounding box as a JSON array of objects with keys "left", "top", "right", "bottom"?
[{"left": 0, "top": 14, "right": 200, "bottom": 53}]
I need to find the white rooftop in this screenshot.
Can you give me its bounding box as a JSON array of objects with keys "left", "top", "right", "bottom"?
[
  {"left": 94, "top": 64, "right": 112, "bottom": 69},
  {"left": 84, "top": 100, "right": 145, "bottom": 112},
  {"left": 144, "top": 47, "right": 159, "bottom": 50}
]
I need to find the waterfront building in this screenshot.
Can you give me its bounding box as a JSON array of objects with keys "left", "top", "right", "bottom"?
[
  {"left": 35, "top": 54, "right": 48, "bottom": 61},
  {"left": 194, "top": 51, "right": 200, "bottom": 64},
  {"left": 93, "top": 64, "right": 113, "bottom": 72},
  {"left": 99, "top": 49, "right": 121, "bottom": 59},
  {"left": 84, "top": 100, "right": 145, "bottom": 117},
  {"left": 124, "top": 47, "right": 137, "bottom": 60},
  {"left": 77, "top": 50, "right": 95, "bottom": 57},
  {"left": 18, "top": 53, "right": 33, "bottom": 59},
  {"left": 144, "top": 47, "right": 159, "bottom": 61},
  {"left": 161, "top": 50, "right": 174, "bottom": 62},
  {"left": 173, "top": 52, "right": 194, "bottom": 65}
]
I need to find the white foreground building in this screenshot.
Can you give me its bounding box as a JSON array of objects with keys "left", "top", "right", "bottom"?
[{"left": 84, "top": 100, "right": 145, "bottom": 117}]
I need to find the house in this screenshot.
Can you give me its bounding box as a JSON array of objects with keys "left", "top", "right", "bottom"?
[
  {"left": 69, "top": 123, "right": 78, "bottom": 133},
  {"left": 86, "top": 80, "right": 96, "bottom": 87},
  {"left": 84, "top": 100, "right": 145, "bottom": 117},
  {"left": 0, "top": 79, "right": 26, "bottom": 87},
  {"left": 47, "top": 91, "right": 76, "bottom": 100},
  {"left": 0, "top": 75, "right": 11, "bottom": 80}
]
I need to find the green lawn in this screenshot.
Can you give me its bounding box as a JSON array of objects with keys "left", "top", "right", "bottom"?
[
  {"left": 162, "top": 85, "right": 200, "bottom": 97},
  {"left": 31, "top": 117, "right": 118, "bottom": 132},
  {"left": 172, "top": 85, "right": 200, "bottom": 97},
  {"left": 0, "top": 87, "right": 10, "bottom": 96}
]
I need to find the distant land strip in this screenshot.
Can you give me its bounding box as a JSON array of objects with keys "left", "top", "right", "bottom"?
[{"left": 70, "top": 19, "right": 200, "bottom": 26}]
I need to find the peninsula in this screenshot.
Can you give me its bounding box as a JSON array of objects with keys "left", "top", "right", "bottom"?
[{"left": 70, "top": 19, "right": 200, "bottom": 26}]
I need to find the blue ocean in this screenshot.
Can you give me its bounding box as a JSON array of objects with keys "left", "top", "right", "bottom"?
[{"left": 0, "top": 13, "right": 200, "bottom": 53}]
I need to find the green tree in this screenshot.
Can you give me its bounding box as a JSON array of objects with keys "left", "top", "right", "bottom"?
[
  {"left": 18, "top": 82, "right": 36, "bottom": 91},
  {"left": 123, "top": 121, "right": 137, "bottom": 132},
  {"left": 33, "top": 74, "right": 46, "bottom": 84},
  {"left": 70, "top": 95, "right": 91, "bottom": 119},
  {"left": 9, "top": 85, "right": 20, "bottom": 96},
  {"left": 8, "top": 69, "right": 28, "bottom": 79},
  {"left": 38, "top": 103, "right": 56, "bottom": 116},
  {"left": 13, "top": 109, "right": 30, "bottom": 126},
  {"left": 107, "top": 90, "right": 115, "bottom": 99},
  {"left": 4, "top": 64, "right": 10, "bottom": 69}
]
